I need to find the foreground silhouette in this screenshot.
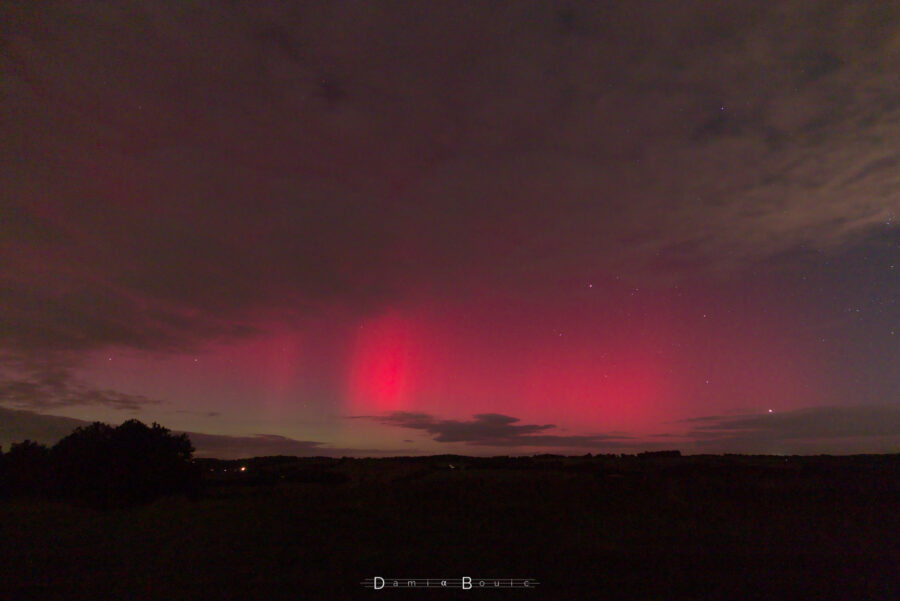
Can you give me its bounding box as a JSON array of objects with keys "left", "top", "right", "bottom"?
[
  {"left": 0, "top": 419, "right": 198, "bottom": 507},
  {"left": 2, "top": 439, "right": 899, "bottom": 599}
]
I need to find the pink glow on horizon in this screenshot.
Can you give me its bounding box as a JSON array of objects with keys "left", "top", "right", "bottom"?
[
  {"left": 75, "top": 289, "right": 823, "bottom": 444},
  {"left": 338, "top": 301, "right": 678, "bottom": 430},
  {"left": 347, "top": 312, "right": 417, "bottom": 414},
  {"left": 520, "top": 350, "right": 669, "bottom": 430}
]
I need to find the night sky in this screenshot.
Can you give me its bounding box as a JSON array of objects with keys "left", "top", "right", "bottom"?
[{"left": 2, "top": 1, "right": 899, "bottom": 458}]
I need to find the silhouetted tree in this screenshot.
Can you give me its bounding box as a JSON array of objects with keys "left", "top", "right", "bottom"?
[
  {"left": 3, "top": 440, "right": 52, "bottom": 496},
  {"left": 51, "top": 420, "right": 199, "bottom": 507}
]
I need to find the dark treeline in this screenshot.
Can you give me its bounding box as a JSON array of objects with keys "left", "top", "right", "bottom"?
[{"left": 0, "top": 420, "right": 199, "bottom": 508}]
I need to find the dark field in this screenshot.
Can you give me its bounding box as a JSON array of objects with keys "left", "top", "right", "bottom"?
[{"left": 2, "top": 454, "right": 898, "bottom": 600}]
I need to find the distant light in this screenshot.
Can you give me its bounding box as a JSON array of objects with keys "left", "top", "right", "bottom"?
[
  {"left": 768, "top": 409, "right": 774, "bottom": 413},
  {"left": 240, "top": 466, "right": 246, "bottom": 472}
]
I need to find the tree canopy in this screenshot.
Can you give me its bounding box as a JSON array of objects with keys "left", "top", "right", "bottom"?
[{"left": 1, "top": 420, "right": 198, "bottom": 507}]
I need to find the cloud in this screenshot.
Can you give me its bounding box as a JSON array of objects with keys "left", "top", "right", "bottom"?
[
  {"left": 0, "top": 353, "right": 162, "bottom": 411},
  {"left": 184, "top": 432, "right": 327, "bottom": 459},
  {"left": 0, "top": 406, "right": 90, "bottom": 449},
  {"left": 2, "top": 1, "right": 899, "bottom": 360},
  {"left": 0, "top": 353, "right": 161, "bottom": 411},
  {"left": 175, "top": 410, "right": 221, "bottom": 418},
  {"left": 0, "top": 407, "right": 402, "bottom": 459},
  {"left": 684, "top": 405, "right": 900, "bottom": 453},
  {"left": 370, "top": 411, "right": 631, "bottom": 449},
  {"left": 370, "top": 406, "right": 900, "bottom": 454}
]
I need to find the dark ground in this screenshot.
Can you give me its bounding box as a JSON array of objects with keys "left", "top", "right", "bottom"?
[{"left": 1, "top": 453, "right": 898, "bottom": 600}]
